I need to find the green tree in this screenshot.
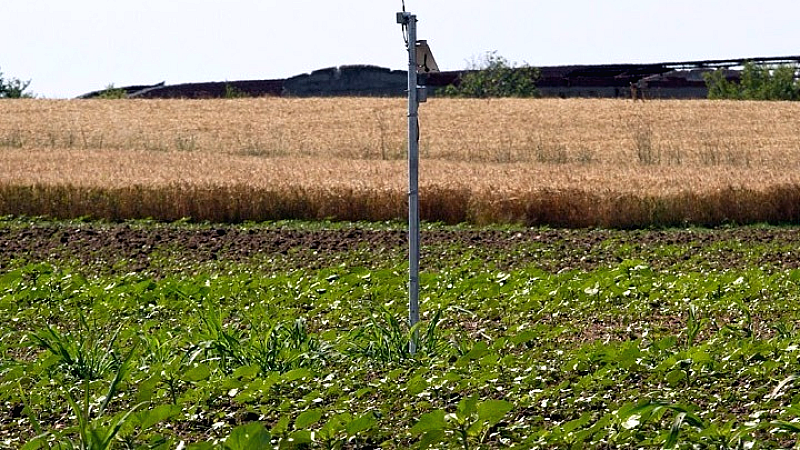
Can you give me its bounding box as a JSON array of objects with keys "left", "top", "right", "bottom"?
[
  {"left": 704, "top": 62, "right": 800, "bottom": 100},
  {"left": 0, "top": 67, "right": 33, "bottom": 98},
  {"left": 224, "top": 83, "right": 248, "bottom": 99},
  {"left": 441, "top": 51, "right": 540, "bottom": 98},
  {"left": 704, "top": 69, "right": 740, "bottom": 100},
  {"left": 763, "top": 65, "right": 800, "bottom": 100},
  {"left": 97, "top": 84, "right": 127, "bottom": 99}
]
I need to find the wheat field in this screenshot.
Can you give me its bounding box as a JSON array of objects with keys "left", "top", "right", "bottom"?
[{"left": 2, "top": 98, "right": 800, "bottom": 227}]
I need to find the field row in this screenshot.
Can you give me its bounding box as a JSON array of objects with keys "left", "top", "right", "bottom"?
[
  {"left": 2, "top": 98, "right": 800, "bottom": 226},
  {"left": 3, "top": 221, "right": 800, "bottom": 448},
  {"left": 3, "top": 98, "right": 800, "bottom": 166},
  {"left": 1, "top": 158, "right": 800, "bottom": 226}
]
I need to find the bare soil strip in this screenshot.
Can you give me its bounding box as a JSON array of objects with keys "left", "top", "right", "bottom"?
[{"left": 2, "top": 223, "right": 798, "bottom": 274}]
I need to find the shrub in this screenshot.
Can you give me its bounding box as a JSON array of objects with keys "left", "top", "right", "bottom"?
[
  {"left": 704, "top": 62, "right": 800, "bottom": 100},
  {"left": 224, "top": 83, "right": 248, "bottom": 99},
  {"left": 0, "top": 67, "right": 33, "bottom": 98},
  {"left": 440, "top": 51, "right": 540, "bottom": 98},
  {"left": 97, "top": 84, "right": 128, "bottom": 99}
]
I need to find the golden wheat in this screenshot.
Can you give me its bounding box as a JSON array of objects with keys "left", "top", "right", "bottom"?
[{"left": 2, "top": 98, "right": 800, "bottom": 226}]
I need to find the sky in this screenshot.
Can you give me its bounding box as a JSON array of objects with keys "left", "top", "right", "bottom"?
[{"left": 3, "top": 0, "right": 800, "bottom": 98}]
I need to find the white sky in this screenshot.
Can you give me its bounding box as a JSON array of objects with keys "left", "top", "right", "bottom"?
[{"left": 3, "top": 0, "right": 799, "bottom": 98}]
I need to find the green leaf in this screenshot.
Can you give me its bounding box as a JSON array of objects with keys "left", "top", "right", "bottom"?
[
  {"left": 282, "top": 368, "right": 313, "bottom": 382},
  {"left": 98, "top": 402, "right": 149, "bottom": 449},
  {"left": 664, "top": 412, "right": 686, "bottom": 449},
  {"left": 271, "top": 415, "right": 291, "bottom": 435},
  {"left": 410, "top": 410, "right": 447, "bottom": 435},
  {"left": 232, "top": 365, "right": 261, "bottom": 381},
  {"left": 656, "top": 336, "right": 678, "bottom": 350},
  {"left": 346, "top": 413, "right": 377, "bottom": 436},
  {"left": 139, "top": 404, "right": 181, "bottom": 430},
  {"left": 666, "top": 404, "right": 705, "bottom": 429},
  {"left": 616, "top": 345, "right": 643, "bottom": 369},
  {"left": 146, "top": 435, "right": 171, "bottom": 450},
  {"left": 478, "top": 400, "right": 514, "bottom": 426},
  {"left": 135, "top": 374, "right": 162, "bottom": 403},
  {"left": 464, "top": 341, "right": 489, "bottom": 360},
  {"left": 769, "top": 374, "right": 798, "bottom": 400},
  {"left": 319, "top": 412, "right": 350, "bottom": 437},
  {"left": 618, "top": 401, "right": 665, "bottom": 428},
  {"left": 460, "top": 341, "right": 489, "bottom": 363},
  {"left": 418, "top": 429, "right": 446, "bottom": 449},
  {"left": 458, "top": 395, "right": 479, "bottom": 417},
  {"left": 479, "top": 352, "right": 500, "bottom": 368},
  {"left": 406, "top": 376, "right": 428, "bottom": 396},
  {"left": 294, "top": 409, "right": 323, "bottom": 429},
  {"left": 183, "top": 364, "right": 211, "bottom": 382},
  {"left": 224, "top": 422, "right": 271, "bottom": 450},
  {"left": 20, "top": 436, "right": 47, "bottom": 450},
  {"left": 511, "top": 329, "right": 537, "bottom": 345},
  {"left": 0, "top": 268, "right": 23, "bottom": 285},
  {"left": 562, "top": 412, "right": 591, "bottom": 433},
  {"left": 772, "top": 420, "right": 800, "bottom": 433},
  {"left": 288, "top": 430, "right": 313, "bottom": 445},
  {"left": 665, "top": 369, "right": 685, "bottom": 387}
]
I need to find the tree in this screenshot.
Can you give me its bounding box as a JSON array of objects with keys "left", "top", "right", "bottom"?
[
  {"left": 762, "top": 65, "right": 800, "bottom": 100},
  {"left": 0, "top": 67, "right": 33, "bottom": 98},
  {"left": 97, "top": 84, "right": 127, "bottom": 99},
  {"left": 704, "top": 62, "right": 800, "bottom": 101},
  {"left": 440, "top": 51, "right": 540, "bottom": 98},
  {"left": 704, "top": 69, "right": 741, "bottom": 100}
]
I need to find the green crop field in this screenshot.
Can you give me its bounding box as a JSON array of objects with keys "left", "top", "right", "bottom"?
[{"left": 3, "top": 218, "right": 800, "bottom": 448}]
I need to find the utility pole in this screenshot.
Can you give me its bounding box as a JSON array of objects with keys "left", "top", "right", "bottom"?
[
  {"left": 397, "top": 10, "right": 439, "bottom": 355},
  {"left": 397, "top": 11, "right": 420, "bottom": 355}
]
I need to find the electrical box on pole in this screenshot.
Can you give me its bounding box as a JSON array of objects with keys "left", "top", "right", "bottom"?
[{"left": 396, "top": 10, "right": 437, "bottom": 355}]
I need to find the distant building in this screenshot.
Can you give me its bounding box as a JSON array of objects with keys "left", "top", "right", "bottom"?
[{"left": 77, "top": 56, "right": 799, "bottom": 100}]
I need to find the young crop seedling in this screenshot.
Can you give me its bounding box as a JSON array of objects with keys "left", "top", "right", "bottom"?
[{"left": 3, "top": 222, "right": 800, "bottom": 447}]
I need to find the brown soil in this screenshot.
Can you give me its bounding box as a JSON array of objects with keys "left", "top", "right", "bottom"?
[{"left": 2, "top": 224, "right": 800, "bottom": 274}]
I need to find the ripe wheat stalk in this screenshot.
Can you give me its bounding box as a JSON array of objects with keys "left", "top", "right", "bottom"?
[{"left": 1, "top": 98, "right": 799, "bottom": 226}]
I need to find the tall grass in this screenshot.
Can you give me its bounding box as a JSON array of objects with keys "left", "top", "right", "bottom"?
[
  {"left": 3, "top": 181, "right": 800, "bottom": 228},
  {"left": 2, "top": 98, "right": 800, "bottom": 227}
]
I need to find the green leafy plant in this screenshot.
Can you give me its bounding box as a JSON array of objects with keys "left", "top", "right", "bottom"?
[
  {"left": 616, "top": 400, "right": 757, "bottom": 449},
  {"left": 223, "top": 83, "right": 248, "bottom": 99},
  {"left": 349, "top": 308, "right": 447, "bottom": 362},
  {"left": 97, "top": 84, "right": 127, "bottom": 99},
  {"left": 684, "top": 304, "right": 706, "bottom": 348},
  {"left": 23, "top": 346, "right": 150, "bottom": 450},
  {"left": 6, "top": 221, "right": 800, "bottom": 447},
  {"left": 440, "top": 51, "right": 540, "bottom": 98},
  {"left": 220, "top": 422, "right": 271, "bottom": 450},
  {"left": 0, "top": 66, "right": 33, "bottom": 98},
  {"left": 705, "top": 62, "right": 800, "bottom": 100},
  {"left": 411, "top": 395, "right": 514, "bottom": 449},
  {"left": 273, "top": 410, "right": 380, "bottom": 449},
  {"left": 197, "top": 309, "right": 334, "bottom": 374},
  {"left": 616, "top": 401, "right": 706, "bottom": 448},
  {"left": 30, "top": 319, "right": 125, "bottom": 381}
]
